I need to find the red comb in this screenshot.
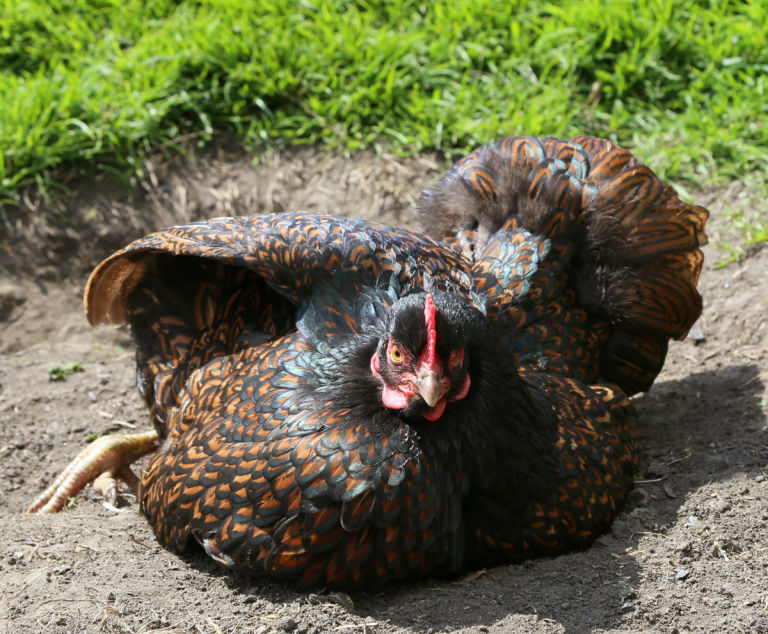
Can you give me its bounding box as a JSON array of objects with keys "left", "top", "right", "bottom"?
[{"left": 423, "top": 294, "right": 438, "bottom": 370}]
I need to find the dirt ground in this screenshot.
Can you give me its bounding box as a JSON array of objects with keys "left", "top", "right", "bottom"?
[{"left": 1, "top": 143, "right": 766, "bottom": 633}]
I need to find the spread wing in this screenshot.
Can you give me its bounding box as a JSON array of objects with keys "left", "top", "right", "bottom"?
[{"left": 84, "top": 212, "right": 478, "bottom": 430}]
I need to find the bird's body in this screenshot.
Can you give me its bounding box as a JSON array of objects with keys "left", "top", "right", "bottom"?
[{"left": 30, "top": 135, "right": 707, "bottom": 588}]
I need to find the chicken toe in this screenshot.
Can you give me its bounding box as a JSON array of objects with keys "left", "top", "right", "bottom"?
[{"left": 27, "top": 430, "right": 159, "bottom": 513}]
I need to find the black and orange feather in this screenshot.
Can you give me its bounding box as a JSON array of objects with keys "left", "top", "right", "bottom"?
[{"left": 36, "top": 135, "right": 707, "bottom": 588}]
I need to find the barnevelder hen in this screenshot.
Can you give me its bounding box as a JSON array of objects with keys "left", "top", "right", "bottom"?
[{"left": 29, "top": 135, "right": 708, "bottom": 588}]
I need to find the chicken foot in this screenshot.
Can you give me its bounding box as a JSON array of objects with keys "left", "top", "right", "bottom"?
[{"left": 27, "top": 430, "right": 159, "bottom": 513}]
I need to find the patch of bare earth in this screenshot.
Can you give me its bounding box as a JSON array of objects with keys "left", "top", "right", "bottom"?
[{"left": 1, "top": 143, "right": 766, "bottom": 633}]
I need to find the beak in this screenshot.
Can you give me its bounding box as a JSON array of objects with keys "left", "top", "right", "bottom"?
[{"left": 415, "top": 369, "right": 447, "bottom": 408}]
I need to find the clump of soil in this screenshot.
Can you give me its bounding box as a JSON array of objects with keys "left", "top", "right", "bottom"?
[{"left": 1, "top": 144, "right": 766, "bottom": 633}]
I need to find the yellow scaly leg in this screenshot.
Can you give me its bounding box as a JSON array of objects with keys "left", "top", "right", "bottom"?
[{"left": 27, "top": 430, "right": 159, "bottom": 513}]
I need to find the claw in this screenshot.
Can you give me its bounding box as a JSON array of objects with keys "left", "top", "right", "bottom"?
[{"left": 27, "top": 430, "right": 159, "bottom": 514}]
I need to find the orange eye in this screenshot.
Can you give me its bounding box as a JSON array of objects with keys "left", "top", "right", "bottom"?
[{"left": 389, "top": 345, "right": 404, "bottom": 364}]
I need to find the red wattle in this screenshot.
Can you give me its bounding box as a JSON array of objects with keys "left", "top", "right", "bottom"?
[
  {"left": 422, "top": 398, "right": 446, "bottom": 421},
  {"left": 449, "top": 374, "right": 471, "bottom": 402}
]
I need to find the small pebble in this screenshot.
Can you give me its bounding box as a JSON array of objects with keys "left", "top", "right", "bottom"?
[
  {"left": 629, "top": 488, "right": 650, "bottom": 505},
  {"left": 645, "top": 462, "right": 670, "bottom": 478},
  {"left": 277, "top": 616, "right": 297, "bottom": 632},
  {"left": 663, "top": 483, "right": 677, "bottom": 499},
  {"left": 687, "top": 322, "right": 706, "bottom": 343}
]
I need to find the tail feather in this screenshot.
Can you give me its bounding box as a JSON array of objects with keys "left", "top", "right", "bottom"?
[
  {"left": 602, "top": 329, "right": 668, "bottom": 395},
  {"left": 570, "top": 135, "right": 643, "bottom": 181},
  {"left": 418, "top": 135, "right": 708, "bottom": 395}
]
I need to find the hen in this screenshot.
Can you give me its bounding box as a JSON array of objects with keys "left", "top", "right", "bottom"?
[{"left": 29, "top": 135, "right": 708, "bottom": 588}]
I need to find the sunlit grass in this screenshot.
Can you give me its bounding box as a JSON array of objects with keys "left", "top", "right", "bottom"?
[{"left": 1, "top": 0, "right": 766, "bottom": 252}]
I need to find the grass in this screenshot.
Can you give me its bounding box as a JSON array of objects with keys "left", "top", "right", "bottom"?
[{"left": 1, "top": 0, "right": 766, "bottom": 253}]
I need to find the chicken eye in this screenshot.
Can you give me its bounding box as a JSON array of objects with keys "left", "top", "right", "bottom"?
[
  {"left": 389, "top": 345, "right": 404, "bottom": 364},
  {"left": 448, "top": 348, "right": 464, "bottom": 369}
]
